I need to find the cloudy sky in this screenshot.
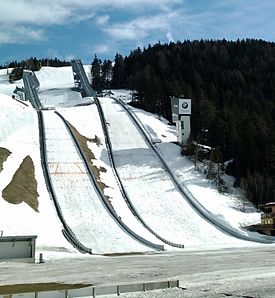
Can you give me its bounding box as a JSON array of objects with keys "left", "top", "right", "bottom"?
[{"left": 0, "top": 0, "right": 275, "bottom": 64}]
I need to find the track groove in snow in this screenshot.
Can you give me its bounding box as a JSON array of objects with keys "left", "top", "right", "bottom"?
[
  {"left": 42, "top": 110, "right": 151, "bottom": 254},
  {"left": 1, "top": 66, "right": 273, "bottom": 260},
  {"left": 99, "top": 97, "right": 258, "bottom": 249},
  {"left": 58, "top": 106, "right": 166, "bottom": 249}
]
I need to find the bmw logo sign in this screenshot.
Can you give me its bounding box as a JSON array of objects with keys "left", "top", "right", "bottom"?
[{"left": 182, "top": 102, "right": 188, "bottom": 109}]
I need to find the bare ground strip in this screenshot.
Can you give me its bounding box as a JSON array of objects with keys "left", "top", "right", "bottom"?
[
  {"left": 0, "top": 147, "right": 11, "bottom": 172},
  {"left": 67, "top": 122, "right": 112, "bottom": 202},
  {"left": 2, "top": 155, "right": 39, "bottom": 212}
]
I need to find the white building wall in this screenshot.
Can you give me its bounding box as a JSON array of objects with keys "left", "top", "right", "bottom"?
[{"left": 177, "top": 116, "right": 191, "bottom": 145}]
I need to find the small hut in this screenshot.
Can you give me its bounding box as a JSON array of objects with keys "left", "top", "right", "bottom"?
[{"left": 247, "top": 202, "right": 275, "bottom": 236}]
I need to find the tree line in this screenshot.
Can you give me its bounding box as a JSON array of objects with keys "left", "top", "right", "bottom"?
[
  {"left": 91, "top": 39, "right": 275, "bottom": 206},
  {"left": 8, "top": 57, "right": 71, "bottom": 82},
  {"left": 3, "top": 41, "right": 274, "bottom": 206}
]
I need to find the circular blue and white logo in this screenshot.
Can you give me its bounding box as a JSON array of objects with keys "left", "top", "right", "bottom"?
[
  {"left": 182, "top": 102, "right": 188, "bottom": 109},
  {"left": 179, "top": 98, "right": 191, "bottom": 114}
]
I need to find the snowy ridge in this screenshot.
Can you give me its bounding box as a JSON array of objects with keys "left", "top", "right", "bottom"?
[
  {"left": 95, "top": 97, "right": 185, "bottom": 248},
  {"left": 24, "top": 71, "right": 92, "bottom": 253},
  {"left": 27, "top": 71, "right": 163, "bottom": 253},
  {"left": 99, "top": 96, "right": 272, "bottom": 249},
  {"left": 72, "top": 60, "right": 183, "bottom": 248},
  {"left": 1, "top": 65, "right": 274, "bottom": 260},
  {"left": 41, "top": 110, "right": 151, "bottom": 254},
  {"left": 55, "top": 110, "right": 164, "bottom": 251},
  {"left": 0, "top": 86, "right": 72, "bottom": 259},
  {"left": 38, "top": 111, "right": 92, "bottom": 254},
  {"left": 113, "top": 96, "right": 275, "bottom": 244}
]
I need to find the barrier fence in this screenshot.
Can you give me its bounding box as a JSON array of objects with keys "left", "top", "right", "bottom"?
[{"left": 0, "top": 280, "right": 179, "bottom": 298}]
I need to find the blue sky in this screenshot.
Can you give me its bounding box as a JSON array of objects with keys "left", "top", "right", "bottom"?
[{"left": 0, "top": 0, "right": 275, "bottom": 64}]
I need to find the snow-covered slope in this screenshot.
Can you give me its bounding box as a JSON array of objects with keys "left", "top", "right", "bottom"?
[
  {"left": 59, "top": 106, "right": 164, "bottom": 249},
  {"left": 111, "top": 89, "right": 262, "bottom": 232},
  {"left": 35, "top": 66, "right": 75, "bottom": 90},
  {"left": 132, "top": 106, "right": 260, "bottom": 229},
  {"left": 35, "top": 65, "right": 91, "bottom": 91},
  {"left": 0, "top": 66, "right": 272, "bottom": 261},
  {"left": 0, "top": 69, "right": 23, "bottom": 96},
  {"left": 99, "top": 97, "right": 266, "bottom": 249},
  {"left": 42, "top": 110, "right": 157, "bottom": 254},
  {"left": 0, "top": 92, "right": 74, "bottom": 259}
]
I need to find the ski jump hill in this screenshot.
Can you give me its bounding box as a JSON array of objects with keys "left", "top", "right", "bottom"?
[{"left": 0, "top": 62, "right": 274, "bottom": 260}]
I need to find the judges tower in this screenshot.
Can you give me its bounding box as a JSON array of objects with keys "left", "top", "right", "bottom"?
[{"left": 171, "top": 96, "right": 191, "bottom": 145}]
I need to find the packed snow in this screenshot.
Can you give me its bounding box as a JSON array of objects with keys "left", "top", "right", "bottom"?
[
  {"left": 127, "top": 103, "right": 261, "bottom": 230},
  {"left": 0, "top": 66, "right": 273, "bottom": 261},
  {"left": 42, "top": 110, "right": 156, "bottom": 254},
  {"left": 0, "top": 75, "right": 74, "bottom": 258},
  {"left": 59, "top": 106, "right": 164, "bottom": 249},
  {"left": 98, "top": 97, "right": 267, "bottom": 249}
]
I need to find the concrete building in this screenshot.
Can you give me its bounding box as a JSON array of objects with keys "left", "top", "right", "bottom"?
[{"left": 0, "top": 235, "right": 37, "bottom": 263}]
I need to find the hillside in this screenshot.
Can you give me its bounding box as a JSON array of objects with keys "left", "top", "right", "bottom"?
[
  {"left": 0, "top": 66, "right": 270, "bottom": 260},
  {"left": 107, "top": 39, "right": 275, "bottom": 206}
]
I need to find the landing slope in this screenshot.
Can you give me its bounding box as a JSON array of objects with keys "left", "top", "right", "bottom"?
[
  {"left": 0, "top": 92, "right": 73, "bottom": 258},
  {"left": 99, "top": 96, "right": 263, "bottom": 249},
  {"left": 42, "top": 110, "right": 154, "bottom": 254}
]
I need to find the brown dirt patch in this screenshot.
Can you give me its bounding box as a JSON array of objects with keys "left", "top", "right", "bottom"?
[
  {"left": 67, "top": 122, "right": 112, "bottom": 204},
  {"left": 2, "top": 155, "right": 39, "bottom": 212},
  {"left": 0, "top": 282, "right": 91, "bottom": 295},
  {"left": 0, "top": 147, "right": 11, "bottom": 172}
]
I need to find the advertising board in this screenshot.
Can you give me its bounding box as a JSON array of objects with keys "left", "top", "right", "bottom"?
[{"left": 178, "top": 98, "right": 191, "bottom": 115}]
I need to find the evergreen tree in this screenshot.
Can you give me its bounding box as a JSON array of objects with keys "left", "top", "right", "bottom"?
[
  {"left": 91, "top": 54, "right": 102, "bottom": 92},
  {"left": 102, "top": 60, "right": 113, "bottom": 89},
  {"left": 111, "top": 53, "right": 125, "bottom": 89},
  {"left": 112, "top": 39, "right": 275, "bottom": 205}
]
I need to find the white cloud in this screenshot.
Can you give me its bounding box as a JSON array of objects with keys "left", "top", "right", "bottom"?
[
  {"left": 166, "top": 32, "right": 174, "bottom": 42},
  {"left": 2, "top": 0, "right": 275, "bottom": 47},
  {"left": 0, "top": 0, "right": 181, "bottom": 44},
  {"left": 94, "top": 44, "right": 110, "bottom": 54},
  {"left": 65, "top": 54, "right": 76, "bottom": 61},
  {"left": 56, "top": 0, "right": 181, "bottom": 9},
  {"left": 96, "top": 15, "right": 110, "bottom": 26},
  {"left": 46, "top": 49, "right": 60, "bottom": 58},
  {"left": 170, "top": 0, "right": 275, "bottom": 42},
  {"left": 0, "top": 0, "right": 181, "bottom": 26},
  {"left": 104, "top": 11, "right": 181, "bottom": 41},
  {"left": 0, "top": 25, "right": 45, "bottom": 44},
  {"left": 0, "top": 2, "right": 71, "bottom": 25}
]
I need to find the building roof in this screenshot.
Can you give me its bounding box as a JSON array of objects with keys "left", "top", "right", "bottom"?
[
  {"left": 259, "top": 202, "right": 275, "bottom": 208},
  {"left": 0, "top": 235, "right": 37, "bottom": 242}
]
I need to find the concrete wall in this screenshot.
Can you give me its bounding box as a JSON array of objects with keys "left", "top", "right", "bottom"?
[
  {"left": 0, "top": 236, "right": 36, "bottom": 263},
  {"left": 176, "top": 116, "right": 191, "bottom": 145},
  {"left": 0, "top": 280, "right": 179, "bottom": 298}
]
